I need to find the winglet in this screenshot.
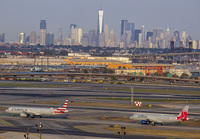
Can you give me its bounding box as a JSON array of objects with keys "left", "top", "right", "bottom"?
[{"left": 176, "top": 105, "right": 189, "bottom": 121}]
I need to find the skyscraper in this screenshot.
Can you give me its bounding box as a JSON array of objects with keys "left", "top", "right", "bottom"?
[
  {"left": 29, "top": 31, "right": 36, "bottom": 45},
  {"left": 181, "top": 30, "right": 186, "bottom": 48},
  {"left": 77, "top": 28, "right": 83, "bottom": 44},
  {"left": 70, "top": 24, "right": 77, "bottom": 45},
  {"left": 134, "top": 29, "right": 141, "bottom": 42},
  {"left": 128, "top": 23, "right": 135, "bottom": 43},
  {"left": 121, "top": 20, "right": 128, "bottom": 37},
  {"left": 166, "top": 27, "right": 170, "bottom": 48},
  {"left": 96, "top": 9, "right": 104, "bottom": 46},
  {"left": 146, "top": 31, "right": 153, "bottom": 40},
  {"left": 173, "top": 30, "right": 180, "bottom": 48},
  {"left": 58, "top": 27, "right": 62, "bottom": 45},
  {"left": 141, "top": 25, "right": 145, "bottom": 43},
  {"left": 46, "top": 33, "right": 54, "bottom": 46},
  {"left": 120, "top": 20, "right": 135, "bottom": 46},
  {"left": 40, "top": 20, "right": 46, "bottom": 45},
  {"left": 104, "top": 24, "right": 109, "bottom": 46},
  {"left": 152, "top": 28, "right": 163, "bottom": 44},
  {"left": 88, "top": 30, "right": 96, "bottom": 46},
  {"left": 18, "top": 33, "right": 25, "bottom": 44},
  {"left": 0, "top": 33, "right": 5, "bottom": 42}
]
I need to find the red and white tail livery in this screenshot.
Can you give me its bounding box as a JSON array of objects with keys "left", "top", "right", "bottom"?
[
  {"left": 54, "top": 99, "right": 68, "bottom": 114},
  {"left": 176, "top": 105, "right": 189, "bottom": 121}
]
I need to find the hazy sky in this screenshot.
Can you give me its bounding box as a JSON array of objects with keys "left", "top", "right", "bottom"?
[{"left": 0, "top": 0, "right": 199, "bottom": 42}]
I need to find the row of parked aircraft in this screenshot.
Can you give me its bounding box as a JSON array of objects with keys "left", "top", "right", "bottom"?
[{"left": 5, "top": 99, "right": 190, "bottom": 126}]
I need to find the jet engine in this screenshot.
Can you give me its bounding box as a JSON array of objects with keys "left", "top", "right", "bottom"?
[
  {"left": 141, "top": 120, "right": 150, "bottom": 124},
  {"left": 20, "top": 113, "right": 28, "bottom": 117}
]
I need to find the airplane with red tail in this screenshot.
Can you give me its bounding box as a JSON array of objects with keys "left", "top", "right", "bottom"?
[
  {"left": 5, "top": 99, "right": 69, "bottom": 118},
  {"left": 129, "top": 105, "right": 189, "bottom": 126}
]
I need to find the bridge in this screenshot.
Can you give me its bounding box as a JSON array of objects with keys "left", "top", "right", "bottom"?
[{"left": 131, "top": 52, "right": 200, "bottom": 64}]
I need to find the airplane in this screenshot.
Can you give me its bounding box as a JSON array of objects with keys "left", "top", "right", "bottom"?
[
  {"left": 5, "top": 99, "right": 69, "bottom": 118},
  {"left": 129, "top": 105, "right": 189, "bottom": 126}
]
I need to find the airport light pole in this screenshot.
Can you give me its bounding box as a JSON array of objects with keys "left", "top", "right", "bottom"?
[
  {"left": 24, "top": 128, "right": 29, "bottom": 139},
  {"left": 131, "top": 87, "right": 134, "bottom": 106},
  {"left": 36, "top": 122, "right": 43, "bottom": 139},
  {"left": 118, "top": 126, "right": 126, "bottom": 139}
]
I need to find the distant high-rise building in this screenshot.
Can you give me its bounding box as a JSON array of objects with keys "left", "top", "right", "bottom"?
[
  {"left": 197, "top": 40, "right": 200, "bottom": 49},
  {"left": 70, "top": 24, "right": 77, "bottom": 45},
  {"left": 110, "top": 30, "right": 115, "bottom": 42},
  {"left": 141, "top": 25, "right": 145, "bottom": 43},
  {"left": 104, "top": 24, "right": 109, "bottom": 46},
  {"left": 96, "top": 9, "right": 104, "bottom": 46},
  {"left": 121, "top": 20, "right": 128, "bottom": 37},
  {"left": 181, "top": 30, "right": 186, "bottom": 48},
  {"left": 128, "top": 23, "right": 135, "bottom": 43},
  {"left": 18, "top": 33, "right": 25, "bottom": 44},
  {"left": 0, "top": 33, "right": 5, "bottom": 42},
  {"left": 166, "top": 27, "right": 170, "bottom": 48},
  {"left": 138, "top": 33, "right": 142, "bottom": 47},
  {"left": 81, "top": 34, "right": 89, "bottom": 47},
  {"left": 120, "top": 20, "right": 135, "bottom": 47},
  {"left": 193, "top": 40, "right": 197, "bottom": 49},
  {"left": 146, "top": 31, "right": 153, "bottom": 40},
  {"left": 46, "top": 33, "right": 54, "bottom": 46},
  {"left": 58, "top": 27, "right": 62, "bottom": 45},
  {"left": 77, "top": 28, "right": 83, "bottom": 44},
  {"left": 40, "top": 20, "right": 47, "bottom": 45},
  {"left": 186, "top": 36, "right": 192, "bottom": 48},
  {"left": 152, "top": 28, "right": 163, "bottom": 44},
  {"left": 88, "top": 30, "right": 96, "bottom": 46},
  {"left": 99, "top": 32, "right": 105, "bottom": 47},
  {"left": 29, "top": 31, "right": 36, "bottom": 45},
  {"left": 173, "top": 30, "right": 180, "bottom": 48},
  {"left": 134, "top": 29, "right": 141, "bottom": 42}
]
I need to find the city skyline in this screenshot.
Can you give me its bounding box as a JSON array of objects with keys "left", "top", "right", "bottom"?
[{"left": 0, "top": 0, "right": 199, "bottom": 42}]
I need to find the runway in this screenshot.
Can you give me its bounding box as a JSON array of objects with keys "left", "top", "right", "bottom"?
[{"left": 0, "top": 81, "right": 199, "bottom": 138}]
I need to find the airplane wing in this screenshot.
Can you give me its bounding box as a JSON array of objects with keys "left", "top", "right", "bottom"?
[{"left": 25, "top": 111, "right": 40, "bottom": 116}]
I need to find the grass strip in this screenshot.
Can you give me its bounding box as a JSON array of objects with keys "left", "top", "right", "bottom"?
[
  {"left": 97, "top": 97, "right": 200, "bottom": 103},
  {"left": 109, "top": 88, "right": 200, "bottom": 95},
  {"left": 32, "top": 101, "right": 153, "bottom": 109},
  {"left": 0, "top": 82, "right": 67, "bottom": 88},
  {"left": 105, "top": 127, "right": 200, "bottom": 138}
]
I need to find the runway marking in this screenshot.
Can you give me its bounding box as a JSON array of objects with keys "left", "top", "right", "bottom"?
[
  {"left": 44, "top": 125, "right": 69, "bottom": 136},
  {"left": 0, "top": 119, "right": 13, "bottom": 126}
]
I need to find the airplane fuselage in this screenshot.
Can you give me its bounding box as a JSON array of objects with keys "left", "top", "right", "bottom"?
[
  {"left": 130, "top": 113, "right": 180, "bottom": 124},
  {"left": 6, "top": 107, "right": 68, "bottom": 116}
]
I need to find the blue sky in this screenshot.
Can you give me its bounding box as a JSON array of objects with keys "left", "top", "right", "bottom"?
[{"left": 0, "top": 0, "right": 199, "bottom": 42}]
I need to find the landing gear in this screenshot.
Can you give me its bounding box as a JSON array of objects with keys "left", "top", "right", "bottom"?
[{"left": 30, "top": 115, "right": 34, "bottom": 118}]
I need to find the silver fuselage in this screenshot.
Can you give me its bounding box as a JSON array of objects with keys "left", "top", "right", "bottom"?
[{"left": 130, "top": 113, "right": 180, "bottom": 124}]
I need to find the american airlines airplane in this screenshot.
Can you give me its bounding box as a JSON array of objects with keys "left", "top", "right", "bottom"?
[
  {"left": 129, "top": 105, "right": 189, "bottom": 126},
  {"left": 5, "top": 99, "right": 69, "bottom": 118}
]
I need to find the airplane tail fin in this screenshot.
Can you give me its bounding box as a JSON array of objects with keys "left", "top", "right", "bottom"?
[
  {"left": 176, "top": 105, "right": 189, "bottom": 121},
  {"left": 56, "top": 99, "right": 68, "bottom": 111}
]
